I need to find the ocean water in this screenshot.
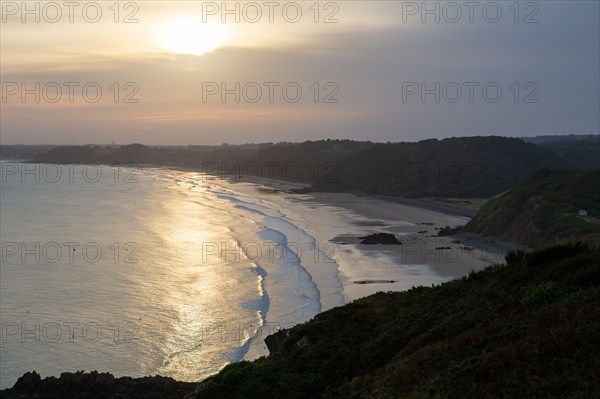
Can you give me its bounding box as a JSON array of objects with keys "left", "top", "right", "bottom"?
[
  {"left": 0, "top": 162, "right": 479, "bottom": 389},
  {"left": 0, "top": 163, "right": 345, "bottom": 388}
]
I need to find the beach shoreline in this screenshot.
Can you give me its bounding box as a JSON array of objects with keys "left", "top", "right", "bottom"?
[
  {"left": 197, "top": 169, "right": 522, "bottom": 303},
  {"left": 47, "top": 160, "right": 521, "bottom": 301}
]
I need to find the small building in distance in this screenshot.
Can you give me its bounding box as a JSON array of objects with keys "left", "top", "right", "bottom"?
[{"left": 578, "top": 209, "right": 588, "bottom": 217}]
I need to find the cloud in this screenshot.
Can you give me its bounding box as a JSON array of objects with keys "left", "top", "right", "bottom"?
[{"left": 1, "top": 1, "right": 598, "bottom": 144}]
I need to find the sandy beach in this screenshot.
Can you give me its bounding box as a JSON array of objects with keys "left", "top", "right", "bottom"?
[{"left": 212, "top": 173, "right": 520, "bottom": 304}]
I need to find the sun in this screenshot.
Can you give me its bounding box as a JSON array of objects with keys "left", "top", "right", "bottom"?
[{"left": 158, "top": 17, "right": 228, "bottom": 56}]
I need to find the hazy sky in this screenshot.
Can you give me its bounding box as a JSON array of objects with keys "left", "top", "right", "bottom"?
[{"left": 1, "top": 1, "right": 598, "bottom": 144}]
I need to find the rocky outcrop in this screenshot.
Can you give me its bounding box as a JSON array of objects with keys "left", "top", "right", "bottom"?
[
  {"left": 437, "top": 225, "right": 463, "bottom": 236},
  {"left": 0, "top": 370, "right": 197, "bottom": 399}
]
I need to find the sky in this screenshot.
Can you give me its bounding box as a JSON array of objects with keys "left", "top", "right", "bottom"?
[{"left": 0, "top": 0, "right": 598, "bottom": 145}]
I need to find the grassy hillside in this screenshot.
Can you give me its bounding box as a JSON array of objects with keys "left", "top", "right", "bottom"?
[
  {"left": 193, "top": 243, "right": 600, "bottom": 399},
  {"left": 464, "top": 169, "right": 600, "bottom": 248}
]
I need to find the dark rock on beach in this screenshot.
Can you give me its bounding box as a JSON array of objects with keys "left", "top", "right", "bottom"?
[{"left": 358, "top": 233, "right": 402, "bottom": 245}]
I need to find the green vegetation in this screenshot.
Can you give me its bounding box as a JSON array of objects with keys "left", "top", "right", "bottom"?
[
  {"left": 429, "top": 197, "right": 489, "bottom": 213},
  {"left": 465, "top": 169, "right": 600, "bottom": 248},
  {"left": 524, "top": 135, "right": 600, "bottom": 170},
  {"left": 24, "top": 136, "right": 598, "bottom": 198},
  {"left": 194, "top": 243, "right": 600, "bottom": 398},
  {"left": 311, "top": 136, "right": 561, "bottom": 198}
]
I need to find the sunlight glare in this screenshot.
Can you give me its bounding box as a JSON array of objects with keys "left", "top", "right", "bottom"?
[{"left": 159, "top": 17, "right": 227, "bottom": 56}]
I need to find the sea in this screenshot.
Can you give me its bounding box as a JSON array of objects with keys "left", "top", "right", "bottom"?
[
  {"left": 0, "top": 161, "right": 472, "bottom": 388},
  {"left": 0, "top": 162, "right": 352, "bottom": 388}
]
